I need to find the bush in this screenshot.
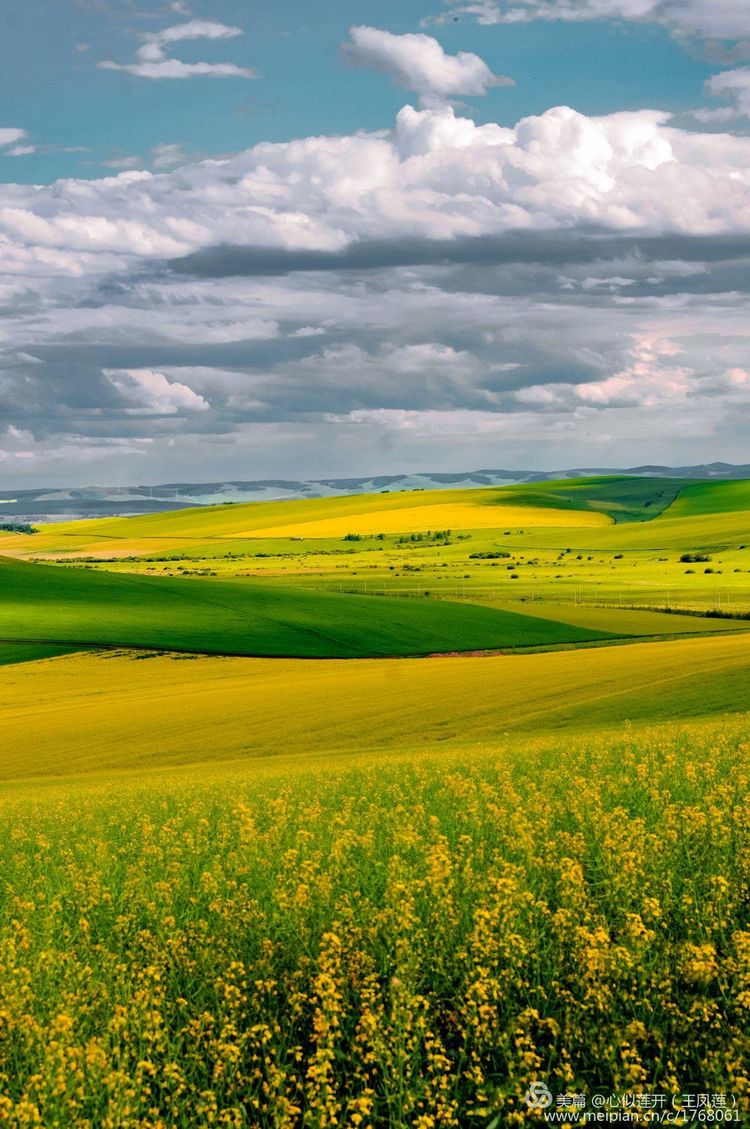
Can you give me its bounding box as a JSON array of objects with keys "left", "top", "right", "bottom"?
[
  {"left": 469, "top": 551, "right": 511, "bottom": 560},
  {"left": 680, "top": 552, "right": 711, "bottom": 563},
  {"left": 0, "top": 522, "right": 38, "bottom": 534}
]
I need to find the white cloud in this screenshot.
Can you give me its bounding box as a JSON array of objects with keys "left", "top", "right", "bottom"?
[
  {"left": 324, "top": 407, "right": 516, "bottom": 433},
  {"left": 104, "top": 368, "right": 210, "bottom": 414},
  {"left": 341, "top": 26, "right": 511, "bottom": 101},
  {"left": 2, "top": 101, "right": 750, "bottom": 290},
  {"left": 1, "top": 100, "right": 750, "bottom": 480},
  {"left": 706, "top": 68, "right": 750, "bottom": 118},
  {"left": 514, "top": 335, "right": 749, "bottom": 410},
  {"left": 150, "top": 20, "right": 243, "bottom": 47},
  {"left": 98, "top": 19, "right": 255, "bottom": 80},
  {"left": 0, "top": 128, "right": 27, "bottom": 150},
  {"left": 433, "top": 0, "right": 750, "bottom": 40}
]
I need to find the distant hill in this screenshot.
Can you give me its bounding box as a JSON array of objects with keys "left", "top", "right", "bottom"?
[{"left": 2, "top": 462, "right": 749, "bottom": 521}]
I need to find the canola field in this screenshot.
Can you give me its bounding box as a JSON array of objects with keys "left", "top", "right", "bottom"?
[
  {"left": 0, "top": 720, "right": 748, "bottom": 1126},
  {"left": 2, "top": 474, "right": 750, "bottom": 1126}
]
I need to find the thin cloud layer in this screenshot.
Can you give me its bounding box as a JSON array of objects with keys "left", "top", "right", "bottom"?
[
  {"left": 435, "top": 0, "right": 750, "bottom": 41},
  {"left": 706, "top": 68, "right": 750, "bottom": 117},
  {"left": 98, "top": 19, "right": 255, "bottom": 80}
]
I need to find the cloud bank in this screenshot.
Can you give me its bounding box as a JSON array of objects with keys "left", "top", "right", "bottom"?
[
  {"left": 0, "top": 100, "right": 749, "bottom": 481},
  {"left": 2, "top": 102, "right": 750, "bottom": 284}
]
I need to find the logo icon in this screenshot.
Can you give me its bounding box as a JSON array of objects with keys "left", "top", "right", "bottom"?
[{"left": 525, "top": 1081, "right": 553, "bottom": 1110}]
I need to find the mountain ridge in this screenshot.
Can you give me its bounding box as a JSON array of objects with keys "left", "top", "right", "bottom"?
[{"left": 3, "top": 463, "right": 749, "bottom": 521}]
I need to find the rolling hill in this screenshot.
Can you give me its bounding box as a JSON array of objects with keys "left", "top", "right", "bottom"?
[
  {"left": 4, "top": 462, "right": 750, "bottom": 519},
  {"left": 1, "top": 631, "right": 749, "bottom": 779},
  {"left": 0, "top": 557, "right": 616, "bottom": 658},
  {"left": 4, "top": 474, "right": 750, "bottom": 561}
]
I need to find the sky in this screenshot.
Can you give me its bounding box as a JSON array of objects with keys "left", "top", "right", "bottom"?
[{"left": 1, "top": 0, "right": 750, "bottom": 485}]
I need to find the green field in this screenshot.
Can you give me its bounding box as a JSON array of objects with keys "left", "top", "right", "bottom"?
[
  {"left": 0, "top": 641, "right": 85, "bottom": 667},
  {"left": 5, "top": 474, "right": 749, "bottom": 618},
  {"left": 667, "top": 479, "right": 750, "bottom": 517},
  {"left": 2, "top": 474, "right": 750, "bottom": 1125},
  {"left": 488, "top": 474, "right": 692, "bottom": 522},
  {"left": 0, "top": 557, "right": 623, "bottom": 658}
]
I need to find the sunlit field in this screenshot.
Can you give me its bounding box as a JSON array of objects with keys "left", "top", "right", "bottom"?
[
  {"left": 1, "top": 634, "right": 750, "bottom": 779},
  {"left": 4, "top": 477, "right": 749, "bottom": 616},
  {"left": 0, "top": 720, "right": 748, "bottom": 1126},
  {"left": 2, "top": 475, "right": 750, "bottom": 1125}
]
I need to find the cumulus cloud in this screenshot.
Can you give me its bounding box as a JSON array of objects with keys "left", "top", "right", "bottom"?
[
  {"left": 98, "top": 19, "right": 255, "bottom": 80},
  {"left": 341, "top": 26, "right": 511, "bottom": 101},
  {"left": 2, "top": 101, "right": 750, "bottom": 292},
  {"left": 104, "top": 369, "right": 210, "bottom": 414},
  {"left": 513, "top": 334, "right": 750, "bottom": 411},
  {"left": 1, "top": 100, "right": 749, "bottom": 481},
  {"left": 433, "top": 0, "right": 750, "bottom": 42}
]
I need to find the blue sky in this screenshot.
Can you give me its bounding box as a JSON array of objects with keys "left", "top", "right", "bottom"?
[
  {"left": 0, "top": 1, "right": 724, "bottom": 183},
  {"left": 1, "top": 0, "right": 750, "bottom": 485}
]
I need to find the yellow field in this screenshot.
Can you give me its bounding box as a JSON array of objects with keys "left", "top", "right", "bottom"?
[
  {"left": 2, "top": 477, "right": 750, "bottom": 1124},
  {"left": 242, "top": 501, "right": 608, "bottom": 538},
  {"left": 1, "top": 718, "right": 748, "bottom": 1124},
  {"left": 2, "top": 630, "right": 749, "bottom": 780},
  {"left": 0, "top": 487, "right": 611, "bottom": 559}
]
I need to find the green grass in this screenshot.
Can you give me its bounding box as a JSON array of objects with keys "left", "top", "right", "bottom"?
[
  {"left": 0, "top": 719, "right": 747, "bottom": 1125},
  {"left": 0, "top": 557, "right": 617, "bottom": 658},
  {"left": 487, "top": 475, "right": 689, "bottom": 523},
  {"left": 0, "top": 641, "right": 85, "bottom": 667},
  {"left": 666, "top": 479, "right": 750, "bottom": 517}
]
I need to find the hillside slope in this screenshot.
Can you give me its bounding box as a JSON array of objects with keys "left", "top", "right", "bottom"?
[
  {"left": 1, "top": 632, "right": 749, "bottom": 778},
  {"left": 0, "top": 557, "right": 615, "bottom": 658}
]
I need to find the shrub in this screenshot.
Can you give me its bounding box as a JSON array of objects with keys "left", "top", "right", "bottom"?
[
  {"left": 680, "top": 553, "right": 712, "bottom": 563},
  {"left": 0, "top": 522, "right": 37, "bottom": 534}
]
